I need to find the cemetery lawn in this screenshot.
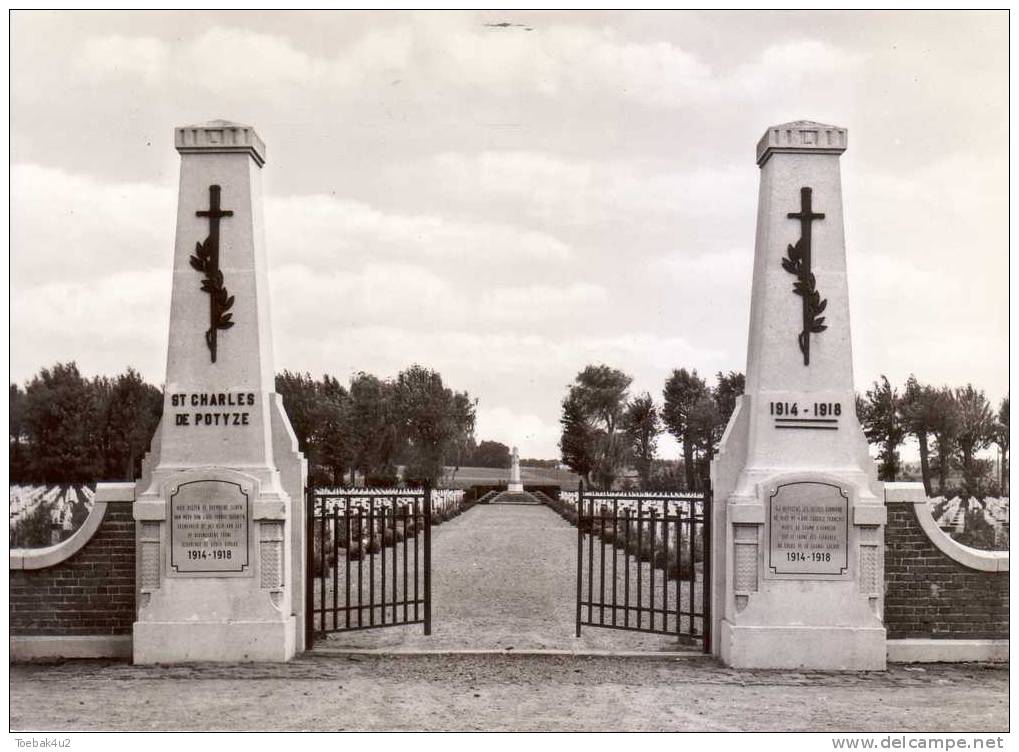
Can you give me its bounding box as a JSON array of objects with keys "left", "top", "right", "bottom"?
[{"left": 9, "top": 655, "right": 1007, "bottom": 732}]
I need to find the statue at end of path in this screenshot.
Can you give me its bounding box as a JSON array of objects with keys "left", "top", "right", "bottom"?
[{"left": 508, "top": 445, "right": 523, "bottom": 491}]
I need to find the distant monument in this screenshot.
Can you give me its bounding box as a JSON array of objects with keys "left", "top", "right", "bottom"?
[
  {"left": 507, "top": 446, "right": 523, "bottom": 492},
  {"left": 710, "top": 121, "right": 886, "bottom": 670},
  {"left": 132, "top": 121, "right": 306, "bottom": 663}
]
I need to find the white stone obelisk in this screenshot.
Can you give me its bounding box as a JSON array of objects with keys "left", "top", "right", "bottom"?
[
  {"left": 710, "top": 121, "right": 886, "bottom": 670},
  {"left": 133, "top": 121, "right": 306, "bottom": 663},
  {"left": 508, "top": 446, "right": 523, "bottom": 492}
]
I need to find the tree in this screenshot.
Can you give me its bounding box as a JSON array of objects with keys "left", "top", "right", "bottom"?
[
  {"left": 347, "top": 372, "right": 399, "bottom": 484},
  {"left": 10, "top": 383, "right": 27, "bottom": 482},
  {"left": 929, "top": 387, "right": 959, "bottom": 495},
  {"left": 694, "top": 371, "right": 747, "bottom": 489},
  {"left": 662, "top": 368, "right": 709, "bottom": 490},
  {"left": 954, "top": 384, "right": 995, "bottom": 496},
  {"left": 995, "top": 395, "right": 1009, "bottom": 494},
  {"left": 858, "top": 375, "right": 906, "bottom": 481},
  {"left": 559, "top": 365, "right": 632, "bottom": 489},
  {"left": 559, "top": 389, "right": 596, "bottom": 485},
  {"left": 901, "top": 375, "right": 939, "bottom": 496},
  {"left": 275, "top": 371, "right": 322, "bottom": 456},
  {"left": 687, "top": 395, "right": 719, "bottom": 490},
  {"left": 98, "top": 368, "right": 163, "bottom": 480},
  {"left": 446, "top": 391, "right": 478, "bottom": 483},
  {"left": 713, "top": 371, "right": 746, "bottom": 421},
  {"left": 394, "top": 365, "right": 475, "bottom": 485},
  {"left": 470, "top": 440, "right": 511, "bottom": 468},
  {"left": 623, "top": 393, "right": 661, "bottom": 488},
  {"left": 22, "top": 362, "right": 101, "bottom": 483},
  {"left": 316, "top": 374, "right": 352, "bottom": 487}
]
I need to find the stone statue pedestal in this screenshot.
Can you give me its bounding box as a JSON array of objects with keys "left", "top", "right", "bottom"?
[
  {"left": 132, "top": 122, "right": 306, "bottom": 664},
  {"left": 508, "top": 446, "right": 523, "bottom": 492},
  {"left": 710, "top": 122, "right": 886, "bottom": 670}
]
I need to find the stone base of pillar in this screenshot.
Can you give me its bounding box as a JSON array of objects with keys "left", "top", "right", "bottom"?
[
  {"left": 133, "top": 617, "right": 296, "bottom": 664},
  {"left": 508, "top": 482, "right": 523, "bottom": 492},
  {"left": 718, "top": 620, "right": 886, "bottom": 670}
]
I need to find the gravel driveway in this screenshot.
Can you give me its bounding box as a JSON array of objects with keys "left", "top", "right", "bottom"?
[{"left": 10, "top": 655, "right": 1007, "bottom": 732}]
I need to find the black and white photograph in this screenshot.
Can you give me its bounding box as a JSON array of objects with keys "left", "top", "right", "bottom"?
[{"left": 7, "top": 9, "right": 1009, "bottom": 738}]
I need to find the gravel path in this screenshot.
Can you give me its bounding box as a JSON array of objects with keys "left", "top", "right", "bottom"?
[
  {"left": 316, "top": 503, "right": 694, "bottom": 651},
  {"left": 10, "top": 656, "right": 1007, "bottom": 732}
]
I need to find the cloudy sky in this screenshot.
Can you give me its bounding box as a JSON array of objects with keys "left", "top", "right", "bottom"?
[{"left": 10, "top": 11, "right": 1008, "bottom": 458}]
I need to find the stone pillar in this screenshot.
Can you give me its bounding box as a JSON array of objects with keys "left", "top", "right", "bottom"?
[
  {"left": 710, "top": 121, "right": 887, "bottom": 670},
  {"left": 508, "top": 446, "right": 523, "bottom": 493},
  {"left": 133, "top": 121, "right": 306, "bottom": 664}
]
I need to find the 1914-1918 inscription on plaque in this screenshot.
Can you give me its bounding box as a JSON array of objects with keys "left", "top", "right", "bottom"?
[
  {"left": 169, "top": 480, "right": 251, "bottom": 575},
  {"left": 767, "top": 481, "right": 848, "bottom": 578}
]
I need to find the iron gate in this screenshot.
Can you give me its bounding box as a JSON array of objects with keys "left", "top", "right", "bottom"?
[
  {"left": 305, "top": 485, "right": 431, "bottom": 648},
  {"left": 576, "top": 485, "right": 711, "bottom": 651}
]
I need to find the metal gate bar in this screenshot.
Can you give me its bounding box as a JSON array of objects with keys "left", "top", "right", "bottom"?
[
  {"left": 575, "top": 483, "right": 711, "bottom": 651},
  {"left": 306, "top": 483, "right": 432, "bottom": 646}
]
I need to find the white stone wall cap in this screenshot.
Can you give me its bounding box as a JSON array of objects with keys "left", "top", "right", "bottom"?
[
  {"left": 887, "top": 638, "right": 1009, "bottom": 664},
  {"left": 134, "top": 499, "right": 167, "bottom": 521},
  {"left": 254, "top": 500, "right": 287, "bottom": 520},
  {"left": 853, "top": 504, "right": 888, "bottom": 526},
  {"left": 757, "top": 120, "right": 847, "bottom": 166},
  {"left": 10, "top": 635, "right": 133, "bottom": 660},
  {"left": 11, "top": 500, "right": 110, "bottom": 570},
  {"left": 95, "top": 481, "right": 136, "bottom": 503},
  {"left": 728, "top": 504, "right": 766, "bottom": 524},
  {"left": 175, "top": 120, "right": 266, "bottom": 166},
  {"left": 884, "top": 482, "right": 927, "bottom": 503},
  {"left": 909, "top": 496, "right": 1008, "bottom": 572}
]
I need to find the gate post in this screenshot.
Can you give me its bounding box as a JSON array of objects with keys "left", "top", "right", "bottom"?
[
  {"left": 702, "top": 488, "right": 712, "bottom": 654},
  {"left": 423, "top": 481, "right": 432, "bottom": 636},
  {"left": 304, "top": 485, "right": 315, "bottom": 650},
  {"left": 575, "top": 480, "right": 584, "bottom": 637}
]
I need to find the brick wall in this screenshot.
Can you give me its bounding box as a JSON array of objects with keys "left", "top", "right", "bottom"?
[
  {"left": 884, "top": 502, "right": 1009, "bottom": 639},
  {"left": 10, "top": 502, "right": 136, "bottom": 636}
]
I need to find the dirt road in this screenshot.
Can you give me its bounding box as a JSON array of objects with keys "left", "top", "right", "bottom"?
[{"left": 10, "top": 655, "right": 1007, "bottom": 732}]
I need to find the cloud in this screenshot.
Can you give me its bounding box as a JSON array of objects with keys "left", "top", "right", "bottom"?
[
  {"left": 11, "top": 269, "right": 171, "bottom": 382},
  {"left": 271, "top": 263, "right": 610, "bottom": 338},
  {"left": 74, "top": 34, "right": 169, "bottom": 83},
  {"left": 475, "top": 405, "right": 562, "bottom": 454},
  {"left": 265, "top": 193, "right": 573, "bottom": 270},
  {"left": 727, "top": 40, "right": 866, "bottom": 96},
  {"left": 11, "top": 164, "right": 175, "bottom": 284},
  {"left": 424, "top": 150, "right": 755, "bottom": 231},
  {"left": 69, "top": 24, "right": 862, "bottom": 110},
  {"left": 10, "top": 163, "right": 575, "bottom": 291}
]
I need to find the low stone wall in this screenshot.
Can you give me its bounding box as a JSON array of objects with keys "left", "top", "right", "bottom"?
[
  {"left": 884, "top": 483, "right": 1008, "bottom": 661},
  {"left": 10, "top": 482, "right": 136, "bottom": 659}
]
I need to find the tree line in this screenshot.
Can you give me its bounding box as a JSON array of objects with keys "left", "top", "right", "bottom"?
[
  {"left": 558, "top": 364, "right": 744, "bottom": 491},
  {"left": 275, "top": 365, "right": 475, "bottom": 486},
  {"left": 10, "top": 363, "right": 162, "bottom": 484},
  {"left": 558, "top": 365, "right": 1008, "bottom": 498},
  {"left": 857, "top": 375, "right": 1008, "bottom": 497},
  {"left": 10, "top": 362, "right": 476, "bottom": 487}
]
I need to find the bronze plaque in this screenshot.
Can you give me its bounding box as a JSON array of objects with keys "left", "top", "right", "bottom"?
[
  {"left": 169, "top": 480, "right": 251, "bottom": 575},
  {"left": 767, "top": 481, "right": 849, "bottom": 578}
]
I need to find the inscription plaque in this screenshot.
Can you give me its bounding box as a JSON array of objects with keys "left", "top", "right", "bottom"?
[
  {"left": 169, "top": 480, "right": 251, "bottom": 575},
  {"left": 767, "top": 481, "right": 848, "bottom": 578}
]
